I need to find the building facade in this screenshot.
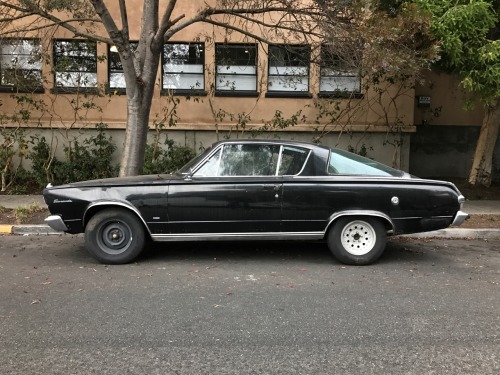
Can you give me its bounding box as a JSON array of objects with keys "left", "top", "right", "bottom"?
[{"left": 0, "top": 0, "right": 492, "bottom": 179}]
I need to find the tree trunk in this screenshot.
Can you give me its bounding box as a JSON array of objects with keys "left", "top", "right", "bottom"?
[
  {"left": 468, "top": 100, "right": 500, "bottom": 187},
  {"left": 119, "top": 96, "right": 152, "bottom": 176},
  {"left": 118, "top": 40, "right": 161, "bottom": 177}
]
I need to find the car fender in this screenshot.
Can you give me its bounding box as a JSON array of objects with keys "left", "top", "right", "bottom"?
[
  {"left": 83, "top": 200, "right": 152, "bottom": 236},
  {"left": 325, "top": 210, "right": 395, "bottom": 235}
]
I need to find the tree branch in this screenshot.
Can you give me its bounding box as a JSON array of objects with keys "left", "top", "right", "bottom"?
[
  {"left": 89, "top": 0, "right": 122, "bottom": 45},
  {"left": 118, "top": 0, "right": 129, "bottom": 44},
  {"left": 155, "top": 0, "right": 178, "bottom": 47},
  {"left": 0, "top": 1, "right": 108, "bottom": 43},
  {"left": 164, "top": 4, "right": 324, "bottom": 42}
]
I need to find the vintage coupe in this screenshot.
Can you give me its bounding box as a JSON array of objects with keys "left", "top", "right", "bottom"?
[{"left": 44, "top": 139, "right": 468, "bottom": 265}]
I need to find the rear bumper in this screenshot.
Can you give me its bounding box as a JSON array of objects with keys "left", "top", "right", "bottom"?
[
  {"left": 452, "top": 211, "right": 469, "bottom": 226},
  {"left": 44, "top": 215, "right": 68, "bottom": 232}
]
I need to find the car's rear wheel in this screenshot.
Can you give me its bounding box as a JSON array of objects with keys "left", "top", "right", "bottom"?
[
  {"left": 85, "top": 208, "right": 145, "bottom": 264},
  {"left": 327, "top": 216, "right": 386, "bottom": 265}
]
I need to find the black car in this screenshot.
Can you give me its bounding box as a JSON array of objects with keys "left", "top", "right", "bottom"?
[{"left": 43, "top": 139, "right": 467, "bottom": 265}]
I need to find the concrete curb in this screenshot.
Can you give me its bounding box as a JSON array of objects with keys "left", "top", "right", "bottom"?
[
  {"left": 0, "top": 224, "right": 61, "bottom": 235},
  {"left": 1, "top": 224, "right": 499, "bottom": 239},
  {"left": 402, "top": 228, "right": 500, "bottom": 239}
]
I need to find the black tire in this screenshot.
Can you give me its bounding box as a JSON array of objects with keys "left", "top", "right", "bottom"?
[
  {"left": 84, "top": 208, "right": 146, "bottom": 264},
  {"left": 327, "top": 216, "right": 387, "bottom": 265}
]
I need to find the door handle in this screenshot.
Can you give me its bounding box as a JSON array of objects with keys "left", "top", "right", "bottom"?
[{"left": 263, "top": 184, "right": 281, "bottom": 191}]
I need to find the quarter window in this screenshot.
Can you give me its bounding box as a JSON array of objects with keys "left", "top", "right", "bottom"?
[
  {"left": 163, "top": 43, "right": 204, "bottom": 92},
  {"left": 0, "top": 39, "right": 42, "bottom": 91},
  {"left": 268, "top": 45, "right": 310, "bottom": 92},
  {"left": 215, "top": 44, "right": 257, "bottom": 92},
  {"left": 328, "top": 149, "right": 402, "bottom": 177},
  {"left": 320, "top": 45, "right": 361, "bottom": 94},
  {"left": 278, "top": 147, "right": 309, "bottom": 175},
  {"left": 53, "top": 40, "right": 97, "bottom": 88}
]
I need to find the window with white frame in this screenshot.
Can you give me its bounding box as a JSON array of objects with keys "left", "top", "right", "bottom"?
[
  {"left": 108, "top": 42, "right": 138, "bottom": 90},
  {"left": 215, "top": 44, "right": 257, "bottom": 93},
  {"left": 319, "top": 45, "right": 361, "bottom": 94},
  {"left": 0, "top": 39, "right": 42, "bottom": 91},
  {"left": 163, "top": 43, "right": 204, "bottom": 92},
  {"left": 53, "top": 40, "right": 97, "bottom": 89},
  {"left": 268, "top": 45, "right": 310, "bottom": 92}
]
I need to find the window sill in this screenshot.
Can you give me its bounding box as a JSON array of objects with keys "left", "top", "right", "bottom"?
[
  {"left": 265, "top": 91, "right": 312, "bottom": 99},
  {"left": 50, "top": 87, "right": 101, "bottom": 95},
  {"left": 0, "top": 86, "right": 44, "bottom": 94},
  {"left": 318, "top": 92, "right": 364, "bottom": 99},
  {"left": 160, "top": 89, "right": 207, "bottom": 97},
  {"left": 215, "top": 91, "right": 259, "bottom": 98}
]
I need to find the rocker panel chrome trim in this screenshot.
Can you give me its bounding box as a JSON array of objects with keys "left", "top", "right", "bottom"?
[{"left": 151, "top": 232, "right": 324, "bottom": 242}]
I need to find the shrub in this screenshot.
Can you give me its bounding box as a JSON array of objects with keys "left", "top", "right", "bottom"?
[{"left": 143, "top": 135, "right": 196, "bottom": 175}]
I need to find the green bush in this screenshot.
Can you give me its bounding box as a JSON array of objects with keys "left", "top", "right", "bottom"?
[
  {"left": 28, "top": 123, "right": 118, "bottom": 188},
  {"left": 143, "top": 135, "right": 196, "bottom": 175},
  {"left": 54, "top": 123, "right": 118, "bottom": 183}
]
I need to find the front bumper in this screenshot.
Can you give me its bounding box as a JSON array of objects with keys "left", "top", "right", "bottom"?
[
  {"left": 44, "top": 215, "right": 68, "bottom": 232},
  {"left": 452, "top": 211, "right": 469, "bottom": 226}
]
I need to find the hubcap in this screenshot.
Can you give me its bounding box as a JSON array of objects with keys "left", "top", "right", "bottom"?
[
  {"left": 97, "top": 221, "right": 132, "bottom": 255},
  {"left": 340, "top": 220, "right": 376, "bottom": 256}
]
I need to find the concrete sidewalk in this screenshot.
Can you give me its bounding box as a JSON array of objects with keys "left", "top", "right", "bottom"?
[{"left": 1, "top": 195, "right": 500, "bottom": 238}]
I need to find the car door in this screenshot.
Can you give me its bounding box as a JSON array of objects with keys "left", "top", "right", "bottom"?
[{"left": 165, "top": 143, "right": 283, "bottom": 235}]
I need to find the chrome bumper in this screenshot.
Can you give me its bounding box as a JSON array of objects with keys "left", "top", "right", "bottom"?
[
  {"left": 44, "top": 215, "right": 68, "bottom": 232},
  {"left": 452, "top": 211, "right": 469, "bottom": 226}
]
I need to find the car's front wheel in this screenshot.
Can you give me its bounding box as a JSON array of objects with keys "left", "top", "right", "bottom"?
[
  {"left": 85, "top": 208, "right": 145, "bottom": 264},
  {"left": 327, "top": 216, "right": 387, "bottom": 265}
]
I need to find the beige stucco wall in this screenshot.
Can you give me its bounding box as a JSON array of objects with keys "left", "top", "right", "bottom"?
[{"left": 414, "top": 71, "right": 483, "bottom": 127}]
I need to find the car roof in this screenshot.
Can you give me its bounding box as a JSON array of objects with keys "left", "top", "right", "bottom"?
[{"left": 212, "top": 138, "right": 331, "bottom": 152}]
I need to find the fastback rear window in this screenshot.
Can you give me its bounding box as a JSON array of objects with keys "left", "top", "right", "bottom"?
[{"left": 328, "top": 149, "right": 402, "bottom": 177}]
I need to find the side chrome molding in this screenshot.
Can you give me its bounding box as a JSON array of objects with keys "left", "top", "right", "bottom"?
[{"left": 151, "top": 232, "right": 324, "bottom": 242}]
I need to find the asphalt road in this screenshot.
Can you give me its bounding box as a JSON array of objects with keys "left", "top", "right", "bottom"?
[{"left": 1, "top": 235, "right": 499, "bottom": 374}]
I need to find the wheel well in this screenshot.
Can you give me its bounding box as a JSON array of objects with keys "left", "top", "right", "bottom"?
[
  {"left": 325, "top": 213, "right": 394, "bottom": 238},
  {"left": 83, "top": 204, "right": 151, "bottom": 239}
]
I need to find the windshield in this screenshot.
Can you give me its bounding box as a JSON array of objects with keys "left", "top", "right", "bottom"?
[{"left": 328, "top": 148, "right": 403, "bottom": 177}]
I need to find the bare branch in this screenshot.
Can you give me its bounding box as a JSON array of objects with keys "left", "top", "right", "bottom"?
[
  {"left": 155, "top": 0, "right": 178, "bottom": 46},
  {"left": 0, "top": 1, "right": 108, "bottom": 43},
  {"left": 89, "top": 0, "right": 122, "bottom": 45},
  {"left": 118, "top": 0, "right": 129, "bottom": 44}
]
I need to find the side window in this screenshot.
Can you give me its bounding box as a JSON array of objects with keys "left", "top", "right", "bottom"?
[
  {"left": 278, "top": 146, "right": 309, "bottom": 175},
  {"left": 219, "top": 144, "right": 280, "bottom": 176},
  {"left": 194, "top": 144, "right": 280, "bottom": 177}
]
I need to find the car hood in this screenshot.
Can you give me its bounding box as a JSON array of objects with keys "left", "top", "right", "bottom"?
[{"left": 47, "top": 173, "right": 181, "bottom": 190}]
